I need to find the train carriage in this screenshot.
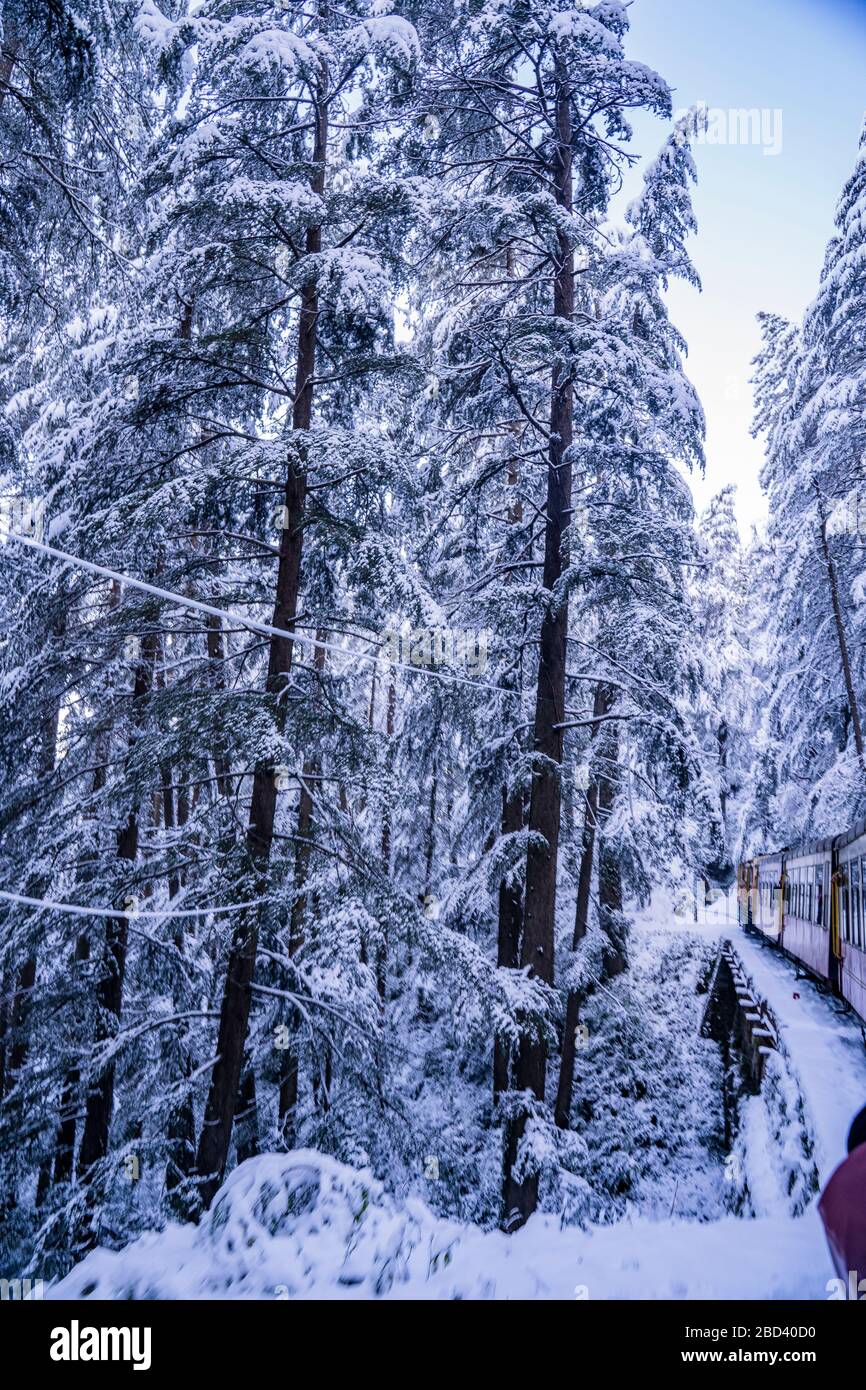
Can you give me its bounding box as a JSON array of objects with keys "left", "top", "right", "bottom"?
[
  {"left": 736, "top": 823, "right": 866, "bottom": 1028},
  {"left": 738, "top": 851, "right": 784, "bottom": 941},
  {"left": 736, "top": 858, "right": 756, "bottom": 926},
  {"left": 777, "top": 836, "right": 834, "bottom": 982},
  {"left": 834, "top": 822, "right": 866, "bottom": 1021}
]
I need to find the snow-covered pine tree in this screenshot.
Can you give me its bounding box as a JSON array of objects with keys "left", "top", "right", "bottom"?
[
  {"left": 0, "top": 0, "right": 154, "bottom": 1260},
  {"left": 410, "top": 4, "right": 707, "bottom": 1226},
  {"left": 85, "top": 0, "right": 422, "bottom": 1215},
  {"left": 747, "top": 121, "right": 866, "bottom": 844},
  {"left": 552, "top": 115, "right": 711, "bottom": 1144},
  {"left": 693, "top": 486, "right": 754, "bottom": 875},
  {"left": 0, "top": 1, "right": 766, "bottom": 1279}
]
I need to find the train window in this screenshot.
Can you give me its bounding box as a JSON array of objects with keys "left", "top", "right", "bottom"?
[
  {"left": 841, "top": 872, "right": 850, "bottom": 942},
  {"left": 806, "top": 866, "right": 813, "bottom": 922},
  {"left": 855, "top": 860, "right": 864, "bottom": 948},
  {"left": 816, "top": 864, "right": 825, "bottom": 925},
  {"left": 847, "top": 863, "right": 855, "bottom": 940},
  {"left": 860, "top": 857, "right": 866, "bottom": 946}
]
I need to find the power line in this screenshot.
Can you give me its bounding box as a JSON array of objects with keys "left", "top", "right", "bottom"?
[
  {"left": 1, "top": 529, "right": 514, "bottom": 699},
  {"left": 0, "top": 887, "right": 269, "bottom": 920}
]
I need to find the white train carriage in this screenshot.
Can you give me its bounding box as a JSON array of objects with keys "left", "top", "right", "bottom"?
[
  {"left": 780, "top": 835, "right": 834, "bottom": 983},
  {"left": 749, "top": 851, "right": 785, "bottom": 941},
  {"left": 834, "top": 822, "right": 866, "bottom": 1021}
]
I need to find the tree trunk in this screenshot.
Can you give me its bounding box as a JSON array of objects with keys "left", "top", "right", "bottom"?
[
  {"left": 206, "top": 613, "right": 232, "bottom": 797},
  {"left": 717, "top": 717, "right": 729, "bottom": 823},
  {"left": 597, "top": 719, "right": 626, "bottom": 978},
  {"left": 48, "top": 732, "right": 110, "bottom": 1194},
  {"left": 554, "top": 682, "right": 608, "bottom": 1128},
  {"left": 235, "top": 1066, "right": 259, "bottom": 1165},
  {"left": 78, "top": 633, "right": 157, "bottom": 1191},
  {"left": 194, "top": 66, "right": 329, "bottom": 1211},
  {"left": 493, "top": 782, "right": 524, "bottom": 1101},
  {"left": 161, "top": 760, "right": 182, "bottom": 902},
  {"left": 817, "top": 494, "right": 866, "bottom": 773},
  {"left": 0, "top": 972, "right": 7, "bottom": 1099},
  {"left": 4, "top": 700, "right": 61, "bottom": 1094},
  {"left": 423, "top": 757, "right": 438, "bottom": 904},
  {"left": 52, "top": 933, "right": 91, "bottom": 1185},
  {"left": 377, "top": 675, "right": 397, "bottom": 1001},
  {"left": 161, "top": 674, "right": 198, "bottom": 1211},
  {"left": 502, "top": 52, "right": 574, "bottom": 1231},
  {"left": 278, "top": 633, "right": 326, "bottom": 1143},
  {"left": 0, "top": 33, "right": 18, "bottom": 111}
]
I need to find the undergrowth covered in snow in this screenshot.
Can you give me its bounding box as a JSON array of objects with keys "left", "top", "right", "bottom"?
[
  {"left": 49, "top": 1145, "right": 833, "bottom": 1301},
  {"left": 45, "top": 914, "right": 847, "bottom": 1300},
  {"left": 552, "top": 922, "right": 726, "bottom": 1224}
]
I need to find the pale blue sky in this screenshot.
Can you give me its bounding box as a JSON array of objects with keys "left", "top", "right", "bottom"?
[{"left": 617, "top": 0, "right": 866, "bottom": 533}]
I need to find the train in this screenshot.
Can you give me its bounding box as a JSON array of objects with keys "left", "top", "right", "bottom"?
[{"left": 737, "top": 823, "right": 866, "bottom": 1024}]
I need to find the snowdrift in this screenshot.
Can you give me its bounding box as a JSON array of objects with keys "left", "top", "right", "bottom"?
[{"left": 49, "top": 1149, "right": 833, "bottom": 1301}]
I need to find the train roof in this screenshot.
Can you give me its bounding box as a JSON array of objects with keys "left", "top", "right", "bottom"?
[
  {"left": 834, "top": 819, "right": 866, "bottom": 851},
  {"left": 785, "top": 832, "right": 836, "bottom": 858},
  {"left": 741, "top": 822, "right": 865, "bottom": 865}
]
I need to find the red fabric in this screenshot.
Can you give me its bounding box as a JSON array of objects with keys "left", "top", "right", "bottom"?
[{"left": 818, "top": 1144, "right": 866, "bottom": 1281}]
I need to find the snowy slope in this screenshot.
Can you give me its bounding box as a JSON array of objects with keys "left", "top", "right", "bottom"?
[
  {"left": 46, "top": 897, "right": 862, "bottom": 1301},
  {"left": 49, "top": 1148, "right": 830, "bottom": 1301}
]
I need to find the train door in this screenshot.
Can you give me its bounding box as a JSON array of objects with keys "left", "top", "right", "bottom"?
[
  {"left": 851, "top": 860, "right": 861, "bottom": 950},
  {"left": 830, "top": 854, "right": 843, "bottom": 994}
]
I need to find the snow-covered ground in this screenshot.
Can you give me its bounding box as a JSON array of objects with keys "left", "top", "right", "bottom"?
[
  {"left": 49, "top": 1148, "right": 828, "bottom": 1301},
  {"left": 48, "top": 896, "right": 866, "bottom": 1301},
  {"left": 707, "top": 898, "right": 866, "bottom": 1182}
]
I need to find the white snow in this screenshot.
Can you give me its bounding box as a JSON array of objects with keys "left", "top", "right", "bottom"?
[
  {"left": 698, "top": 891, "right": 866, "bottom": 1182},
  {"left": 47, "top": 897, "right": 862, "bottom": 1301},
  {"left": 49, "top": 1148, "right": 830, "bottom": 1302}
]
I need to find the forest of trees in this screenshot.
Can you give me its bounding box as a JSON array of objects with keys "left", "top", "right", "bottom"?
[
  {"left": 0, "top": 0, "right": 862, "bottom": 1281},
  {"left": 745, "top": 121, "right": 866, "bottom": 850}
]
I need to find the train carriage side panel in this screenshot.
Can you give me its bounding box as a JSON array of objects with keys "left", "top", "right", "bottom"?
[
  {"left": 756, "top": 852, "right": 783, "bottom": 941},
  {"left": 737, "top": 859, "right": 754, "bottom": 925},
  {"left": 836, "top": 825, "right": 866, "bottom": 1022},
  {"left": 780, "top": 837, "right": 834, "bottom": 982}
]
